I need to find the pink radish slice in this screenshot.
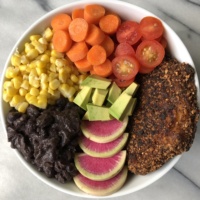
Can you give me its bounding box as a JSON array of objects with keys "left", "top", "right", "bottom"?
[
  {"left": 79, "top": 133, "right": 129, "bottom": 158},
  {"left": 73, "top": 166, "right": 128, "bottom": 196},
  {"left": 74, "top": 150, "right": 126, "bottom": 181},
  {"left": 81, "top": 116, "right": 128, "bottom": 143}
]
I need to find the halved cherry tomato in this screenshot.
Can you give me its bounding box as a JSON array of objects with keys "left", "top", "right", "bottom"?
[
  {"left": 114, "top": 78, "right": 135, "bottom": 88},
  {"left": 139, "top": 16, "right": 164, "bottom": 40},
  {"left": 116, "top": 21, "right": 142, "bottom": 45},
  {"left": 136, "top": 40, "right": 165, "bottom": 68},
  {"left": 115, "top": 42, "right": 135, "bottom": 57},
  {"left": 139, "top": 66, "right": 155, "bottom": 74},
  {"left": 112, "top": 55, "right": 140, "bottom": 80}
]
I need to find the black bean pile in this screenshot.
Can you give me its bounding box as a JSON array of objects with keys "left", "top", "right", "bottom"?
[{"left": 6, "top": 98, "right": 84, "bottom": 183}]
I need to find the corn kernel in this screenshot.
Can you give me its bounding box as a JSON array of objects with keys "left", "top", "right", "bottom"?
[
  {"left": 17, "top": 102, "right": 29, "bottom": 113},
  {"left": 40, "top": 90, "right": 48, "bottom": 96},
  {"left": 19, "top": 64, "right": 27, "bottom": 72},
  {"left": 35, "top": 60, "right": 46, "bottom": 68},
  {"left": 25, "top": 93, "right": 37, "bottom": 104},
  {"left": 44, "top": 50, "right": 51, "bottom": 56},
  {"left": 21, "top": 80, "right": 29, "bottom": 90},
  {"left": 11, "top": 55, "right": 21, "bottom": 67},
  {"left": 12, "top": 76, "right": 23, "bottom": 89},
  {"left": 40, "top": 73, "right": 48, "bottom": 83},
  {"left": 48, "top": 72, "right": 57, "bottom": 82},
  {"left": 70, "top": 74, "right": 79, "bottom": 83},
  {"left": 79, "top": 74, "right": 88, "bottom": 84},
  {"left": 5, "top": 66, "right": 19, "bottom": 79},
  {"left": 40, "top": 54, "right": 50, "bottom": 63},
  {"left": 25, "top": 43, "right": 34, "bottom": 53},
  {"left": 50, "top": 56, "right": 56, "bottom": 64},
  {"left": 38, "top": 37, "right": 47, "bottom": 45},
  {"left": 30, "top": 87, "right": 39, "bottom": 96},
  {"left": 10, "top": 95, "right": 25, "bottom": 107},
  {"left": 65, "top": 65, "right": 72, "bottom": 74},
  {"left": 49, "top": 79, "right": 60, "bottom": 90},
  {"left": 50, "top": 64, "right": 57, "bottom": 72},
  {"left": 43, "top": 27, "right": 53, "bottom": 42},
  {"left": 66, "top": 79, "right": 74, "bottom": 86},
  {"left": 3, "top": 81, "right": 13, "bottom": 90},
  {"left": 3, "top": 91, "right": 12, "bottom": 102},
  {"left": 7, "top": 87, "right": 18, "bottom": 96},
  {"left": 55, "top": 58, "right": 67, "bottom": 68},
  {"left": 26, "top": 49, "right": 39, "bottom": 60},
  {"left": 19, "top": 88, "right": 27, "bottom": 96},
  {"left": 58, "top": 84, "right": 70, "bottom": 98},
  {"left": 32, "top": 40, "right": 47, "bottom": 54},
  {"left": 37, "top": 98, "right": 47, "bottom": 109},
  {"left": 51, "top": 50, "right": 64, "bottom": 58},
  {"left": 58, "top": 68, "right": 69, "bottom": 83},
  {"left": 30, "top": 35, "right": 41, "bottom": 41},
  {"left": 20, "top": 55, "right": 29, "bottom": 65},
  {"left": 48, "top": 42, "right": 54, "bottom": 50},
  {"left": 36, "top": 67, "right": 46, "bottom": 76}
]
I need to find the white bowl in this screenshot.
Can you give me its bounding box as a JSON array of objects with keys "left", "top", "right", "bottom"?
[{"left": 0, "top": 0, "right": 199, "bottom": 198}]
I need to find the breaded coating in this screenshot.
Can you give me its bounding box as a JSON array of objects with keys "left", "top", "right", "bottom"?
[{"left": 126, "top": 58, "right": 199, "bottom": 175}]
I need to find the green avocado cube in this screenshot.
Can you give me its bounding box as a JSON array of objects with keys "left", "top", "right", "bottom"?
[
  {"left": 107, "top": 82, "right": 122, "bottom": 104},
  {"left": 73, "top": 86, "right": 92, "bottom": 110},
  {"left": 109, "top": 92, "right": 132, "bottom": 120},
  {"left": 80, "top": 75, "right": 112, "bottom": 89},
  {"left": 87, "top": 104, "right": 113, "bottom": 121},
  {"left": 92, "top": 88, "right": 108, "bottom": 106},
  {"left": 123, "top": 82, "right": 139, "bottom": 96}
]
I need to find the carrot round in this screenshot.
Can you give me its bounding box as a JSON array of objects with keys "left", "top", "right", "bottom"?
[
  {"left": 72, "top": 8, "right": 84, "bottom": 19},
  {"left": 100, "top": 35, "right": 115, "bottom": 57},
  {"left": 52, "top": 30, "right": 72, "bottom": 52},
  {"left": 85, "top": 24, "right": 105, "bottom": 46},
  {"left": 84, "top": 4, "right": 105, "bottom": 24},
  {"left": 99, "top": 14, "right": 121, "bottom": 35},
  {"left": 87, "top": 45, "right": 107, "bottom": 66},
  {"left": 68, "top": 18, "right": 89, "bottom": 42},
  {"left": 51, "top": 13, "right": 72, "bottom": 31},
  {"left": 66, "top": 42, "right": 88, "bottom": 62},
  {"left": 93, "top": 59, "right": 113, "bottom": 77},
  {"left": 74, "top": 57, "right": 93, "bottom": 72}
]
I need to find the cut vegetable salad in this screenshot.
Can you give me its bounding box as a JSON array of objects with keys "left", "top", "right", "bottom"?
[{"left": 3, "top": 3, "right": 168, "bottom": 196}]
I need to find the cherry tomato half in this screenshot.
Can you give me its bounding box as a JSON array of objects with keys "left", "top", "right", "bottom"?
[
  {"left": 115, "top": 42, "right": 135, "bottom": 57},
  {"left": 112, "top": 55, "right": 140, "bottom": 80},
  {"left": 114, "top": 78, "right": 135, "bottom": 88},
  {"left": 116, "top": 21, "right": 142, "bottom": 45},
  {"left": 136, "top": 40, "right": 165, "bottom": 69},
  {"left": 139, "top": 16, "right": 164, "bottom": 40}
]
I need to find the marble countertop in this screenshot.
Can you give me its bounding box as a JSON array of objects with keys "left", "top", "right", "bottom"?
[{"left": 0, "top": 0, "right": 200, "bottom": 199}]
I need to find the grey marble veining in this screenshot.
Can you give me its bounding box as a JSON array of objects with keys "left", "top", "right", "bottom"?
[{"left": 0, "top": 0, "right": 200, "bottom": 200}]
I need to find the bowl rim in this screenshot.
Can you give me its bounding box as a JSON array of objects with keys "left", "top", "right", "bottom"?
[{"left": 0, "top": 0, "right": 199, "bottom": 198}]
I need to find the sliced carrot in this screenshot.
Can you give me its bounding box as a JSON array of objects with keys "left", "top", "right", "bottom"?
[
  {"left": 66, "top": 42, "right": 88, "bottom": 62},
  {"left": 84, "top": 4, "right": 105, "bottom": 24},
  {"left": 85, "top": 24, "right": 105, "bottom": 46},
  {"left": 72, "top": 8, "right": 84, "bottom": 19},
  {"left": 74, "top": 56, "right": 93, "bottom": 72},
  {"left": 99, "top": 14, "right": 121, "bottom": 35},
  {"left": 90, "top": 68, "right": 96, "bottom": 75},
  {"left": 100, "top": 35, "right": 115, "bottom": 57},
  {"left": 52, "top": 30, "right": 72, "bottom": 52},
  {"left": 68, "top": 18, "right": 89, "bottom": 42},
  {"left": 93, "top": 59, "right": 113, "bottom": 77},
  {"left": 51, "top": 13, "right": 72, "bottom": 31},
  {"left": 87, "top": 45, "right": 107, "bottom": 66}
]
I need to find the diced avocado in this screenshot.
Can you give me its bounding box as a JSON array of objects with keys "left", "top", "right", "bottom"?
[
  {"left": 107, "top": 82, "right": 122, "bottom": 104},
  {"left": 109, "top": 92, "right": 132, "bottom": 120},
  {"left": 120, "top": 98, "right": 137, "bottom": 120},
  {"left": 80, "top": 75, "right": 112, "bottom": 89},
  {"left": 73, "top": 86, "right": 92, "bottom": 110},
  {"left": 92, "top": 88, "right": 108, "bottom": 106},
  {"left": 87, "top": 104, "right": 113, "bottom": 121},
  {"left": 123, "top": 82, "right": 139, "bottom": 96},
  {"left": 82, "top": 111, "right": 89, "bottom": 120}
]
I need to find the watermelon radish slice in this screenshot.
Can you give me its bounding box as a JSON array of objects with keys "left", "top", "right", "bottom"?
[
  {"left": 81, "top": 116, "right": 128, "bottom": 143},
  {"left": 74, "top": 151, "right": 126, "bottom": 181},
  {"left": 79, "top": 133, "right": 129, "bottom": 158},
  {"left": 74, "top": 166, "right": 128, "bottom": 196}
]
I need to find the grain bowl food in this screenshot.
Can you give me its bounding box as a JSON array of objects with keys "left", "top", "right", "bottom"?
[{"left": 0, "top": 0, "right": 199, "bottom": 198}]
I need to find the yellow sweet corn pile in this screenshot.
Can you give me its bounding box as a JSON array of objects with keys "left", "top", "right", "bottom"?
[{"left": 3, "top": 27, "right": 87, "bottom": 113}]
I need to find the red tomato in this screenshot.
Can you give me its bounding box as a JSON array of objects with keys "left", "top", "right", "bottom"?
[
  {"left": 136, "top": 40, "right": 165, "bottom": 68},
  {"left": 112, "top": 55, "right": 140, "bottom": 80},
  {"left": 114, "top": 78, "right": 135, "bottom": 88},
  {"left": 116, "top": 21, "right": 142, "bottom": 45},
  {"left": 139, "top": 16, "right": 164, "bottom": 40},
  {"left": 115, "top": 42, "right": 135, "bottom": 57},
  {"left": 139, "top": 66, "right": 155, "bottom": 74}
]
